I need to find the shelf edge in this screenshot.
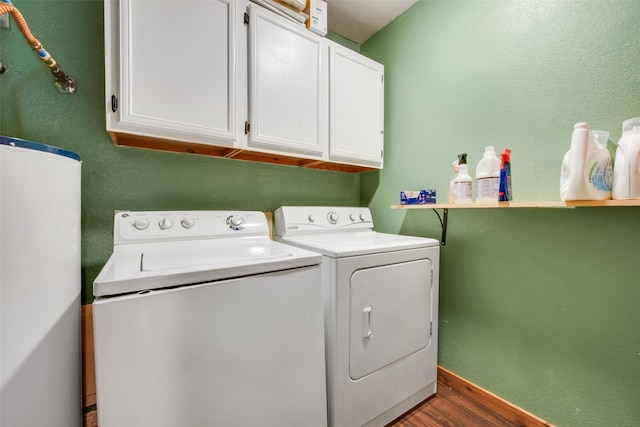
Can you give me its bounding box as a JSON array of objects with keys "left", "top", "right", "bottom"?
[{"left": 391, "top": 199, "right": 640, "bottom": 209}]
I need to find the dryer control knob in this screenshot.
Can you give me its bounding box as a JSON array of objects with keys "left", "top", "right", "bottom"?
[
  {"left": 159, "top": 218, "right": 173, "bottom": 230},
  {"left": 349, "top": 214, "right": 356, "bottom": 222},
  {"left": 327, "top": 212, "right": 338, "bottom": 224},
  {"left": 308, "top": 214, "right": 316, "bottom": 223},
  {"left": 181, "top": 218, "right": 195, "bottom": 229},
  {"left": 359, "top": 214, "right": 366, "bottom": 222},
  {"left": 133, "top": 219, "right": 149, "bottom": 230}
]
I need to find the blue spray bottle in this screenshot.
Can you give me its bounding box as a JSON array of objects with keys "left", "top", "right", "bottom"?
[{"left": 498, "top": 148, "right": 512, "bottom": 202}]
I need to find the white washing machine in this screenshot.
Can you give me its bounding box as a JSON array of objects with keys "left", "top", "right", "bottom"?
[
  {"left": 274, "top": 206, "right": 440, "bottom": 427},
  {"left": 92, "top": 211, "right": 327, "bottom": 427}
]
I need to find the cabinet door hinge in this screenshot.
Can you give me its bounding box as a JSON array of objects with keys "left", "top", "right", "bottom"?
[
  {"left": 430, "top": 321, "right": 433, "bottom": 337},
  {"left": 244, "top": 12, "right": 249, "bottom": 26},
  {"left": 111, "top": 94, "right": 118, "bottom": 113},
  {"left": 244, "top": 121, "right": 250, "bottom": 134}
]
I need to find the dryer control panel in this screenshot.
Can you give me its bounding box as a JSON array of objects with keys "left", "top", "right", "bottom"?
[{"left": 274, "top": 206, "right": 374, "bottom": 236}]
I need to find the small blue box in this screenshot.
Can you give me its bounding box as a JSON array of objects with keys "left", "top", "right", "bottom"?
[{"left": 400, "top": 190, "right": 436, "bottom": 205}]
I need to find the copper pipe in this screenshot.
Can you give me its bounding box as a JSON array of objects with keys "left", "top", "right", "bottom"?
[{"left": 0, "top": 2, "right": 76, "bottom": 94}]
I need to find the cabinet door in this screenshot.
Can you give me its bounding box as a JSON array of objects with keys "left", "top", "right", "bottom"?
[
  {"left": 105, "top": 0, "right": 244, "bottom": 148},
  {"left": 328, "top": 43, "right": 384, "bottom": 168},
  {"left": 247, "top": 5, "right": 327, "bottom": 159}
]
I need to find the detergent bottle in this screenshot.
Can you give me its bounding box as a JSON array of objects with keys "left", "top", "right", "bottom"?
[
  {"left": 453, "top": 153, "right": 472, "bottom": 204},
  {"left": 475, "top": 146, "right": 500, "bottom": 203},
  {"left": 559, "top": 122, "right": 612, "bottom": 201},
  {"left": 612, "top": 117, "right": 640, "bottom": 200},
  {"left": 498, "top": 148, "right": 512, "bottom": 201}
]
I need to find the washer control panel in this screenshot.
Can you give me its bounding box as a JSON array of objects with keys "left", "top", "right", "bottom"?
[
  {"left": 114, "top": 211, "right": 269, "bottom": 244},
  {"left": 274, "top": 206, "right": 373, "bottom": 236}
]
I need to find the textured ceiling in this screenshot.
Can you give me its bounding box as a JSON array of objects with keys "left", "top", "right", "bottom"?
[{"left": 325, "top": 0, "right": 418, "bottom": 44}]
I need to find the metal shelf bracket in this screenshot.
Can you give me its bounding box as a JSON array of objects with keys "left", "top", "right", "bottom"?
[{"left": 432, "top": 208, "right": 448, "bottom": 246}]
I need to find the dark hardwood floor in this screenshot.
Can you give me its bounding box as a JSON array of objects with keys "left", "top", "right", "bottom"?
[{"left": 387, "top": 380, "right": 520, "bottom": 427}]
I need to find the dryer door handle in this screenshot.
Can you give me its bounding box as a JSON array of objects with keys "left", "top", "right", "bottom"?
[{"left": 362, "top": 306, "right": 373, "bottom": 340}]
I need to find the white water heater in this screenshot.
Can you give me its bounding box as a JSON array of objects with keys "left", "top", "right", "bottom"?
[{"left": 0, "top": 136, "right": 81, "bottom": 426}]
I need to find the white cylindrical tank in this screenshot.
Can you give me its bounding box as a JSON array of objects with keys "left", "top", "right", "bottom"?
[{"left": 0, "top": 136, "right": 81, "bottom": 426}]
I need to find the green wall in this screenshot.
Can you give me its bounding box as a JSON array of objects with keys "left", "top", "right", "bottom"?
[
  {"left": 361, "top": 1, "right": 640, "bottom": 426},
  {"left": 0, "top": 0, "right": 360, "bottom": 304},
  {"left": 3, "top": 1, "right": 640, "bottom": 426}
]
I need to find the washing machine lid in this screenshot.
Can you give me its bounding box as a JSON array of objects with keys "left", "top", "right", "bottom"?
[
  {"left": 93, "top": 237, "right": 321, "bottom": 297},
  {"left": 94, "top": 211, "right": 322, "bottom": 297},
  {"left": 278, "top": 231, "right": 439, "bottom": 258}
]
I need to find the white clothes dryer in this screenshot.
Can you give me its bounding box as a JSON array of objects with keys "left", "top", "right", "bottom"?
[
  {"left": 274, "top": 206, "right": 440, "bottom": 427},
  {"left": 93, "top": 211, "right": 327, "bottom": 427}
]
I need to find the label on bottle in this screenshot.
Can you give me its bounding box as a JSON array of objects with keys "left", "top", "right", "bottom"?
[
  {"left": 588, "top": 158, "right": 613, "bottom": 191},
  {"left": 476, "top": 177, "right": 499, "bottom": 200},
  {"left": 499, "top": 165, "right": 512, "bottom": 201},
  {"left": 454, "top": 181, "right": 472, "bottom": 202}
]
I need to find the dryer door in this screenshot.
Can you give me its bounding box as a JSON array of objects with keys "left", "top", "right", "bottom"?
[{"left": 349, "top": 259, "right": 432, "bottom": 380}]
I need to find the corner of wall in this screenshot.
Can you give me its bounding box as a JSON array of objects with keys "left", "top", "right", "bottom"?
[{"left": 325, "top": 31, "right": 360, "bottom": 53}]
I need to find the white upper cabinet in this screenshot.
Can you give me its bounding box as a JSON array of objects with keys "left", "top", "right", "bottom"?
[
  {"left": 105, "top": 0, "right": 384, "bottom": 171},
  {"left": 246, "top": 4, "right": 327, "bottom": 159},
  {"left": 328, "top": 42, "right": 384, "bottom": 169},
  {"left": 105, "top": 0, "right": 244, "bottom": 148}
]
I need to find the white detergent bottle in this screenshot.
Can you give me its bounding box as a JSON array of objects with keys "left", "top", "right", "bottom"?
[
  {"left": 475, "top": 146, "right": 500, "bottom": 203},
  {"left": 448, "top": 159, "right": 459, "bottom": 203},
  {"left": 560, "top": 122, "right": 612, "bottom": 201},
  {"left": 454, "top": 153, "right": 472, "bottom": 204},
  {"left": 612, "top": 117, "right": 640, "bottom": 200}
]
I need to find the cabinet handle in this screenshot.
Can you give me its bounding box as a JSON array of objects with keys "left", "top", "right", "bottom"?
[{"left": 111, "top": 94, "right": 118, "bottom": 113}]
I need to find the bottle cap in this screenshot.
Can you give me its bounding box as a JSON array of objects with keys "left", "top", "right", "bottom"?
[{"left": 622, "top": 117, "right": 640, "bottom": 133}]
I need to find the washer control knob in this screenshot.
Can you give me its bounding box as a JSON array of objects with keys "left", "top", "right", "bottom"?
[
  {"left": 227, "top": 215, "right": 245, "bottom": 230},
  {"left": 359, "top": 214, "right": 366, "bottom": 222},
  {"left": 181, "top": 218, "right": 195, "bottom": 229},
  {"left": 349, "top": 214, "right": 356, "bottom": 222},
  {"left": 159, "top": 218, "right": 173, "bottom": 230},
  {"left": 308, "top": 214, "right": 316, "bottom": 223},
  {"left": 133, "top": 219, "right": 149, "bottom": 230},
  {"left": 327, "top": 212, "right": 338, "bottom": 224}
]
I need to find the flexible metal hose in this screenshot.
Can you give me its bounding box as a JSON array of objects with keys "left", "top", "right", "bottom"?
[{"left": 0, "top": 2, "right": 76, "bottom": 94}]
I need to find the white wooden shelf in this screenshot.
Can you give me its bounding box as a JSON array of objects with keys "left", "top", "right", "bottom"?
[
  {"left": 391, "top": 199, "right": 640, "bottom": 245},
  {"left": 391, "top": 199, "right": 640, "bottom": 210}
]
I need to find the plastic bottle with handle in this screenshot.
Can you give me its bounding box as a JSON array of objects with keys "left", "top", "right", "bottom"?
[{"left": 475, "top": 146, "right": 500, "bottom": 203}]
